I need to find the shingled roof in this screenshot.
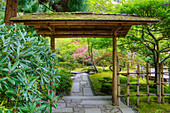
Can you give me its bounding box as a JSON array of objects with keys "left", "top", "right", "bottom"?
[{"left": 10, "top": 12, "right": 160, "bottom": 38}]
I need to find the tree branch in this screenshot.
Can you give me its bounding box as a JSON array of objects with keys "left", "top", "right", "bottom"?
[{"left": 160, "top": 54, "right": 170, "bottom": 64}]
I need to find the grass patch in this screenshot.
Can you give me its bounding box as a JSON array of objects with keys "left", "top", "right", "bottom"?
[{"left": 89, "top": 71, "right": 112, "bottom": 95}]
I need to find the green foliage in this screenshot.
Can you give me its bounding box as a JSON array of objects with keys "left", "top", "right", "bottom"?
[
  {"left": 0, "top": 0, "right": 5, "bottom": 12},
  {"left": 68, "top": 0, "right": 88, "bottom": 12},
  {"left": 58, "top": 62, "right": 76, "bottom": 71},
  {"left": 56, "top": 69, "right": 72, "bottom": 94},
  {"left": 18, "top": 0, "right": 52, "bottom": 13},
  {"left": 87, "top": 0, "right": 116, "bottom": 13},
  {"left": 115, "top": 0, "right": 170, "bottom": 39},
  {"left": 0, "top": 24, "right": 59, "bottom": 112}
]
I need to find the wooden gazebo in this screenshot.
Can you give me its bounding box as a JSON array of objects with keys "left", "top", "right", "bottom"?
[{"left": 10, "top": 12, "right": 159, "bottom": 106}]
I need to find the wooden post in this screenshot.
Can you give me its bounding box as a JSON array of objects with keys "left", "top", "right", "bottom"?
[
  {"left": 112, "top": 37, "right": 117, "bottom": 106},
  {"left": 146, "top": 63, "right": 149, "bottom": 103},
  {"left": 127, "top": 62, "right": 130, "bottom": 106},
  {"left": 137, "top": 63, "right": 140, "bottom": 106},
  {"left": 51, "top": 37, "right": 55, "bottom": 51},
  {"left": 161, "top": 65, "right": 164, "bottom": 104},
  {"left": 117, "top": 57, "right": 120, "bottom": 106}
]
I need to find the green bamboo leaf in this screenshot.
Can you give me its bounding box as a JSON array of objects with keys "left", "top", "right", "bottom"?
[
  {"left": 8, "top": 61, "right": 11, "bottom": 71},
  {"left": 0, "top": 62, "right": 8, "bottom": 66},
  {"left": 0, "top": 83, "right": 3, "bottom": 91},
  {"left": 36, "top": 104, "right": 46, "bottom": 110},
  {"left": 28, "top": 79, "right": 36, "bottom": 89},
  {"left": 8, "top": 78, "right": 15, "bottom": 85},
  {"left": 40, "top": 77, "right": 44, "bottom": 86},
  {"left": 0, "top": 77, "right": 8, "bottom": 81},
  {"left": 52, "top": 103, "right": 58, "bottom": 109},
  {"left": 53, "top": 96, "right": 59, "bottom": 101},
  {"left": 16, "top": 75, "right": 25, "bottom": 85},
  {"left": 17, "top": 46, "right": 20, "bottom": 57},
  {"left": 11, "top": 60, "right": 20, "bottom": 71},
  {"left": 42, "top": 76, "right": 49, "bottom": 83},
  {"left": 45, "top": 94, "right": 51, "bottom": 100},
  {"left": 19, "top": 107, "right": 30, "bottom": 112},
  {"left": 0, "top": 56, "right": 7, "bottom": 63},
  {"left": 31, "top": 102, "right": 37, "bottom": 113},
  {"left": 5, "top": 90, "right": 16, "bottom": 95},
  {"left": 20, "top": 62, "right": 29, "bottom": 68}
]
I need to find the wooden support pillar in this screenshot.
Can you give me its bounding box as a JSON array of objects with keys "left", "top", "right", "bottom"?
[
  {"left": 112, "top": 37, "right": 117, "bottom": 106},
  {"left": 51, "top": 37, "right": 55, "bottom": 50}
]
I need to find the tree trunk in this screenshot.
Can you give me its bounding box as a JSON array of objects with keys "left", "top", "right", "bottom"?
[
  {"left": 5, "top": 0, "right": 18, "bottom": 26},
  {"left": 87, "top": 39, "right": 98, "bottom": 73},
  {"left": 90, "top": 44, "right": 98, "bottom": 73}
]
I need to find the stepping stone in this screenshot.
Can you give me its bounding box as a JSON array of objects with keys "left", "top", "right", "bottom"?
[
  {"left": 111, "top": 108, "right": 121, "bottom": 113},
  {"left": 75, "top": 74, "right": 81, "bottom": 79},
  {"left": 71, "top": 83, "right": 80, "bottom": 93},
  {"left": 118, "top": 108, "right": 134, "bottom": 113},
  {"left": 83, "top": 88, "right": 93, "bottom": 96},
  {"left": 83, "top": 75, "right": 88, "bottom": 80},
  {"left": 57, "top": 103, "right": 66, "bottom": 108},
  {"left": 80, "top": 100, "right": 112, "bottom": 105},
  {"left": 52, "top": 108, "right": 73, "bottom": 112},
  {"left": 85, "top": 108, "right": 101, "bottom": 113},
  {"left": 82, "top": 73, "right": 89, "bottom": 76},
  {"left": 80, "top": 81, "right": 87, "bottom": 85},
  {"left": 119, "top": 101, "right": 129, "bottom": 108},
  {"left": 63, "top": 96, "right": 112, "bottom": 100}
]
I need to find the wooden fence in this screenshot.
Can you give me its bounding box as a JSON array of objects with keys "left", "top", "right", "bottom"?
[{"left": 117, "top": 62, "right": 170, "bottom": 106}]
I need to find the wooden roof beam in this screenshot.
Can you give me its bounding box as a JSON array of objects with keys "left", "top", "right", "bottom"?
[{"left": 40, "top": 34, "right": 114, "bottom": 38}]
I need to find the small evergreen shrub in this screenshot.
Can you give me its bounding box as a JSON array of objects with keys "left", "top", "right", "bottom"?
[
  {"left": 56, "top": 69, "right": 72, "bottom": 95},
  {"left": 58, "top": 62, "right": 76, "bottom": 71}
]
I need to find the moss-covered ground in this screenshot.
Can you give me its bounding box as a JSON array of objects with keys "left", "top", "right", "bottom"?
[{"left": 89, "top": 70, "right": 170, "bottom": 113}]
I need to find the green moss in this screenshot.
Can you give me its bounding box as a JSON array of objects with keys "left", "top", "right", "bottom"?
[{"left": 10, "top": 12, "right": 159, "bottom": 21}]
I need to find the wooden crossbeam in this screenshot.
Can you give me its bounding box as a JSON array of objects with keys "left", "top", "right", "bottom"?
[
  {"left": 22, "top": 21, "right": 151, "bottom": 26},
  {"left": 41, "top": 34, "right": 114, "bottom": 38}
]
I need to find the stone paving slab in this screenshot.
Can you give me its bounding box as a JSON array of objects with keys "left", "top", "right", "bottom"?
[
  {"left": 82, "top": 75, "right": 88, "bottom": 81},
  {"left": 57, "top": 103, "right": 66, "bottom": 108},
  {"left": 111, "top": 108, "right": 122, "bottom": 113},
  {"left": 80, "top": 100, "right": 112, "bottom": 105},
  {"left": 71, "top": 83, "right": 80, "bottom": 93},
  {"left": 119, "top": 107, "right": 134, "bottom": 113},
  {"left": 63, "top": 96, "right": 112, "bottom": 100},
  {"left": 83, "top": 88, "right": 93, "bottom": 96},
  {"left": 52, "top": 108, "right": 73, "bottom": 112},
  {"left": 85, "top": 108, "right": 101, "bottom": 113}
]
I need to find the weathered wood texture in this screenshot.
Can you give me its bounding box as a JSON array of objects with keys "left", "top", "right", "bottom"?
[
  {"left": 112, "top": 37, "right": 117, "bottom": 106},
  {"left": 32, "top": 23, "right": 131, "bottom": 38}
]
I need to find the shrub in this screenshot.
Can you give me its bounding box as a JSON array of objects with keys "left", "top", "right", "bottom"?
[
  {"left": 0, "top": 24, "right": 59, "bottom": 112},
  {"left": 58, "top": 62, "right": 76, "bottom": 71},
  {"left": 56, "top": 69, "right": 72, "bottom": 95}
]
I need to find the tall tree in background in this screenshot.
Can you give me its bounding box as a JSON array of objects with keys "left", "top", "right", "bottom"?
[
  {"left": 5, "top": 0, "right": 18, "bottom": 25},
  {"left": 116, "top": 0, "right": 170, "bottom": 102},
  {"left": 116, "top": 0, "right": 170, "bottom": 82}
]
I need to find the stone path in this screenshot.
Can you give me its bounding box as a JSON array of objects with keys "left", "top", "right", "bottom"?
[{"left": 52, "top": 73, "right": 134, "bottom": 113}]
